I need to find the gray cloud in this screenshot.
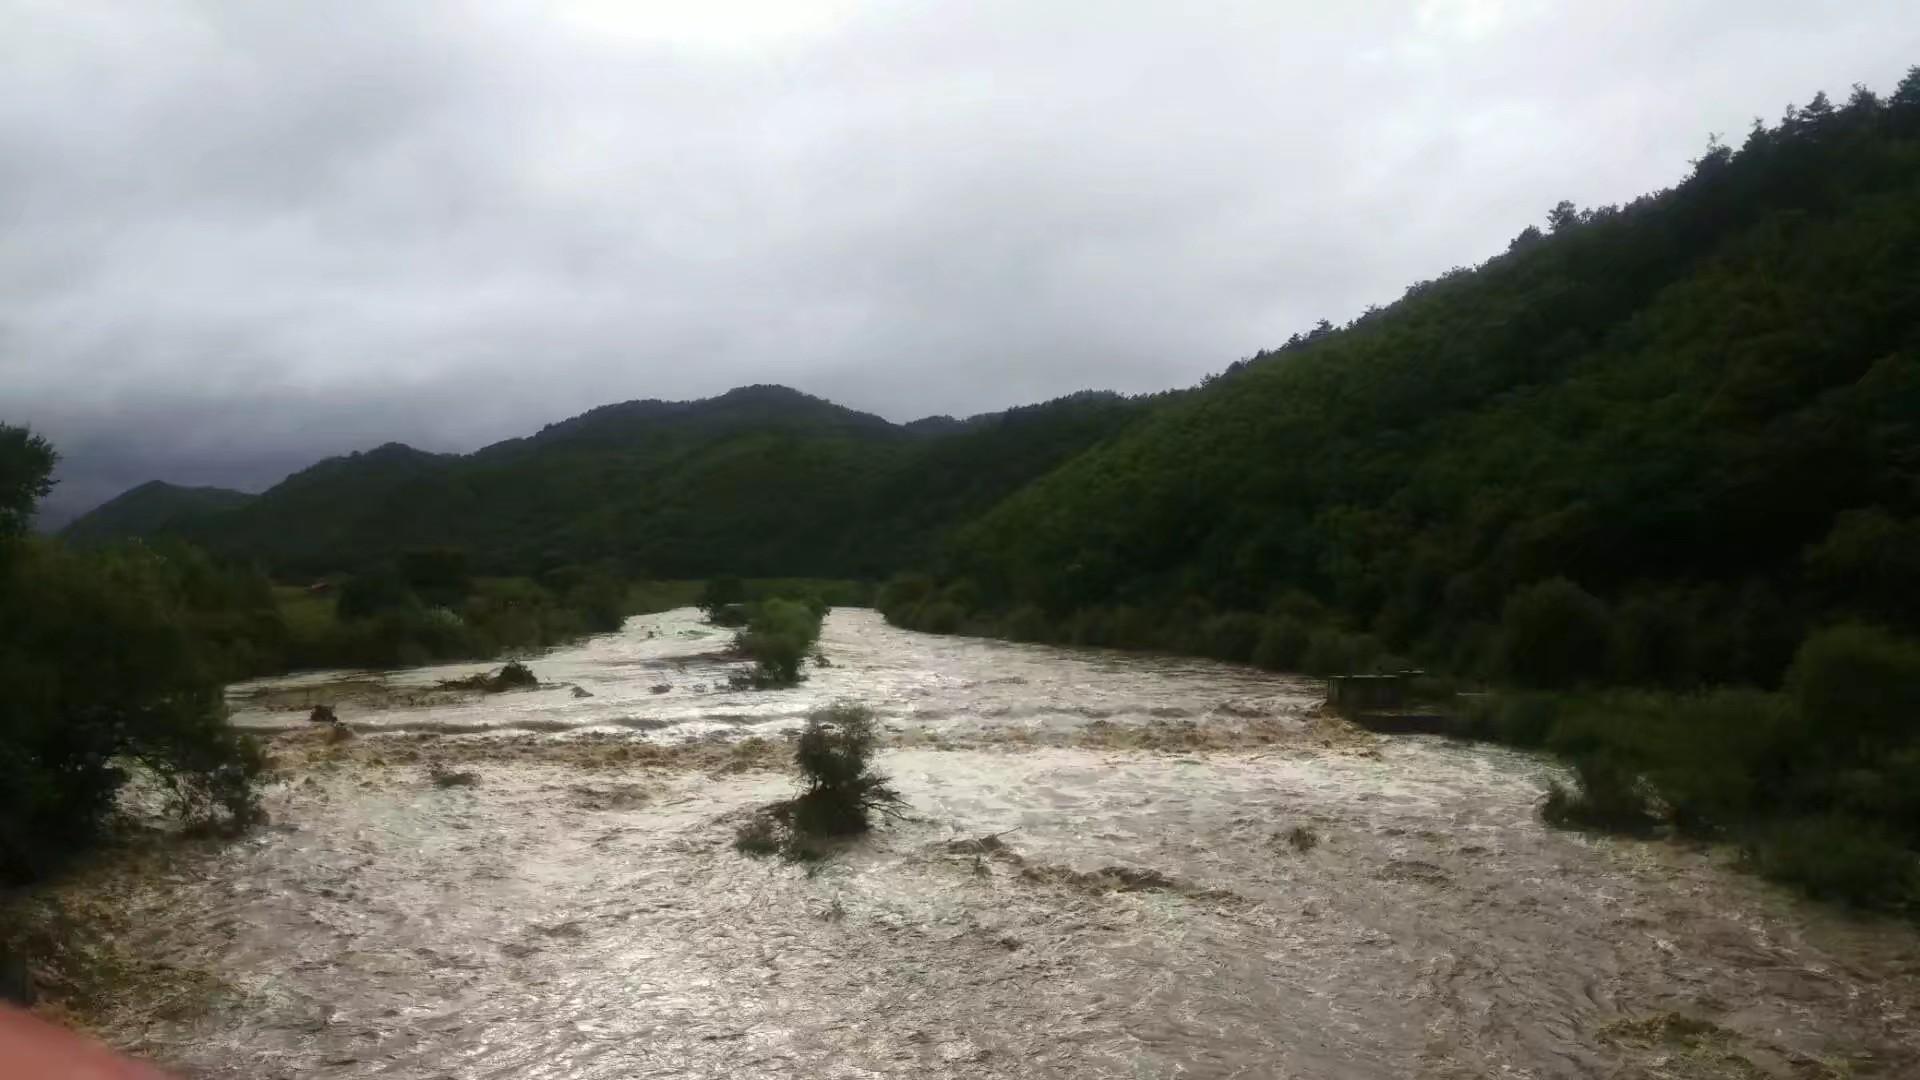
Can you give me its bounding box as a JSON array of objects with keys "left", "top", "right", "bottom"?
[{"left": 4, "top": 0, "right": 1915, "bottom": 524}]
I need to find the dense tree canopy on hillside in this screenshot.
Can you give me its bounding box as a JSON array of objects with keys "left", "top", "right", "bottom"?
[
  {"left": 909, "top": 71, "right": 1920, "bottom": 690},
  {"left": 59, "top": 480, "right": 255, "bottom": 547},
  {"left": 69, "top": 385, "right": 1156, "bottom": 581}
]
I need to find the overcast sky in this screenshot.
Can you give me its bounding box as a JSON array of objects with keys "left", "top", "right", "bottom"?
[{"left": 4, "top": 1, "right": 1915, "bottom": 522}]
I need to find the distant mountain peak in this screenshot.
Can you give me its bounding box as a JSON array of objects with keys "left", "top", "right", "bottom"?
[
  {"left": 507, "top": 383, "right": 896, "bottom": 452},
  {"left": 61, "top": 479, "right": 255, "bottom": 545}
]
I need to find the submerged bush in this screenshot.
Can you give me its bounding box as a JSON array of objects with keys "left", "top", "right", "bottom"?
[
  {"left": 731, "top": 814, "right": 783, "bottom": 857},
  {"left": 441, "top": 660, "right": 541, "bottom": 693},
  {"left": 733, "top": 704, "right": 905, "bottom": 861},
  {"left": 734, "top": 597, "right": 825, "bottom": 687},
  {"left": 429, "top": 764, "right": 482, "bottom": 789},
  {"left": 790, "top": 704, "right": 904, "bottom": 836},
  {"left": 491, "top": 660, "right": 538, "bottom": 690},
  {"left": 1541, "top": 754, "right": 1658, "bottom": 833}
]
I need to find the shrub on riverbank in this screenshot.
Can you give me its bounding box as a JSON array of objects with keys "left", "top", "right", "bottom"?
[
  {"left": 1470, "top": 624, "right": 1920, "bottom": 912},
  {"left": 1788, "top": 623, "right": 1920, "bottom": 751},
  {"left": 1746, "top": 816, "right": 1920, "bottom": 908},
  {"left": 1, "top": 427, "right": 265, "bottom": 884},
  {"left": 881, "top": 577, "right": 1411, "bottom": 675},
  {"left": 1541, "top": 754, "right": 1660, "bottom": 833}
]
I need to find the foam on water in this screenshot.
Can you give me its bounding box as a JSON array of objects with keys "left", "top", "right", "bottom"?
[{"left": 77, "top": 609, "right": 1920, "bottom": 1077}]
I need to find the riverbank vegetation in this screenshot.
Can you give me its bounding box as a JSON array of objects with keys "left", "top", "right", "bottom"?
[
  {"left": 709, "top": 581, "right": 832, "bottom": 688},
  {"left": 0, "top": 423, "right": 688, "bottom": 888},
  {"left": 274, "top": 572, "right": 865, "bottom": 672},
  {"left": 878, "top": 71, "right": 1920, "bottom": 912},
  {"left": 1, "top": 427, "right": 265, "bottom": 888},
  {"left": 1468, "top": 625, "right": 1920, "bottom": 910},
  {"left": 271, "top": 555, "right": 631, "bottom": 670}
]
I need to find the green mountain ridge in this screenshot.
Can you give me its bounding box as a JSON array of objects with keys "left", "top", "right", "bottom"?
[
  {"left": 907, "top": 75, "right": 1920, "bottom": 689},
  {"left": 66, "top": 383, "right": 1156, "bottom": 579},
  {"left": 60, "top": 480, "right": 257, "bottom": 546},
  {"left": 67, "top": 75, "right": 1920, "bottom": 697}
]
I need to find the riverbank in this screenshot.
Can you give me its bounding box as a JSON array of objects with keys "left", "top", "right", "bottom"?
[
  {"left": 883, "top": 595, "right": 1920, "bottom": 915},
  {"left": 261, "top": 575, "right": 870, "bottom": 675}
]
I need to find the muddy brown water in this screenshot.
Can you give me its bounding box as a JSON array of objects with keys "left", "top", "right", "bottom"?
[{"left": 71, "top": 610, "right": 1920, "bottom": 1077}]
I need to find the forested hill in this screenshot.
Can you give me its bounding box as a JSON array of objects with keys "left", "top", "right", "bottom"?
[
  {"left": 907, "top": 75, "right": 1920, "bottom": 689},
  {"left": 60, "top": 480, "right": 255, "bottom": 546},
  {"left": 69, "top": 73, "right": 1920, "bottom": 696},
  {"left": 35, "top": 67, "right": 1920, "bottom": 915},
  {"left": 66, "top": 384, "right": 1156, "bottom": 579}
]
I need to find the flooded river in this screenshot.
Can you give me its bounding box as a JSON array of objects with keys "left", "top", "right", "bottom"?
[{"left": 71, "top": 609, "right": 1920, "bottom": 1077}]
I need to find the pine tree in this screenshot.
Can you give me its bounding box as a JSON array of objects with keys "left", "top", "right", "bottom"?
[
  {"left": 1893, "top": 66, "right": 1920, "bottom": 110},
  {"left": 1845, "top": 83, "right": 1881, "bottom": 115},
  {"left": 1801, "top": 90, "right": 1835, "bottom": 122}
]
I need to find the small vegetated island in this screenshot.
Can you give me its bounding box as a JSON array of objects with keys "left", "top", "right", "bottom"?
[
  {"left": 716, "top": 583, "right": 832, "bottom": 689},
  {"left": 690, "top": 581, "right": 899, "bottom": 858},
  {"left": 3, "top": 66, "right": 1920, "bottom": 1066}
]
